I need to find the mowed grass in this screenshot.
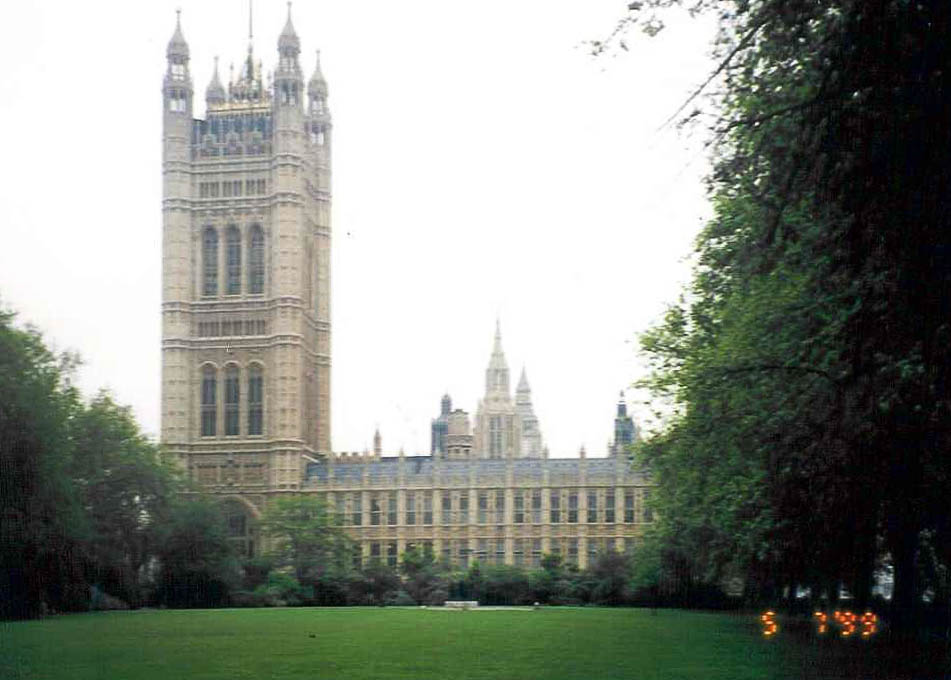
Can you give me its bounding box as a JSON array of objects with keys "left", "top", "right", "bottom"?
[{"left": 0, "top": 607, "right": 915, "bottom": 680}]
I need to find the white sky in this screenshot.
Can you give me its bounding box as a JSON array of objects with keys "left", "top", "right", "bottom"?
[{"left": 0, "top": 1, "right": 716, "bottom": 456}]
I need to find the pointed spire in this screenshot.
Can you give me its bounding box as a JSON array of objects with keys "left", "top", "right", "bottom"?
[
  {"left": 206, "top": 56, "right": 226, "bottom": 107},
  {"left": 167, "top": 9, "right": 189, "bottom": 58},
  {"left": 309, "top": 50, "right": 328, "bottom": 98},
  {"left": 485, "top": 320, "right": 510, "bottom": 398},
  {"left": 279, "top": 1, "right": 301, "bottom": 51},
  {"left": 489, "top": 322, "right": 507, "bottom": 367},
  {"left": 517, "top": 367, "right": 530, "bottom": 393},
  {"left": 492, "top": 318, "right": 504, "bottom": 358}
]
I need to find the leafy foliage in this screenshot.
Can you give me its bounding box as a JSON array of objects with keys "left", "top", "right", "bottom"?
[
  {"left": 152, "top": 497, "right": 241, "bottom": 608},
  {"left": 0, "top": 305, "right": 239, "bottom": 617},
  {"left": 258, "top": 495, "right": 355, "bottom": 600},
  {"left": 624, "top": 0, "right": 951, "bottom": 621},
  {"left": 400, "top": 545, "right": 447, "bottom": 605},
  {"left": 71, "top": 391, "right": 178, "bottom": 606},
  {"left": 259, "top": 495, "right": 352, "bottom": 577},
  {"left": 0, "top": 310, "right": 88, "bottom": 618}
]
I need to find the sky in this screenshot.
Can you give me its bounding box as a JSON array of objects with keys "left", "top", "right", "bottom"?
[{"left": 0, "top": 1, "right": 717, "bottom": 456}]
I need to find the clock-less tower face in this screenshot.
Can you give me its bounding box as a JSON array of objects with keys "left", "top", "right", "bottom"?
[{"left": 160, "top": 10, "right": 331, "bottom": 530}]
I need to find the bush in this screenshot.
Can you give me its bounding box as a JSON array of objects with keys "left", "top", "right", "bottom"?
[{"left": 385, "top": 589, "right": 417, "bottom": 606}]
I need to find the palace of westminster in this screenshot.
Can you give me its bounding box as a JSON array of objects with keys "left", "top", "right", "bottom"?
[{"left": 160, "top": 9, "right": 652, "bottom": 571}]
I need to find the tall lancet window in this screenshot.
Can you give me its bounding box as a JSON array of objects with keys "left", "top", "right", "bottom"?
[
  {"left": 202, "top": 228, "right": 218, "bottom": 296},
  {"left": 248, "top": 226, "right": 265, "bottom": 294},
  {"left": 226, "top": 227, "right": 241, "bottom": 295},
  {"left": 248, "top": 365, "right": 263, "bottom": 435},
  {"left": 201, "top": 365, "right": 217, "bottom": 436},
  {"left": 489, "top": 416, "right": 502, "bottom": 457},
  {"left": 224, "top": 365, "right": 240, "bottom": 436}
]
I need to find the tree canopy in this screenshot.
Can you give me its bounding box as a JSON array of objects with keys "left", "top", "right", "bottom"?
[
  {"left": 0, "top": 307, "right": 239, "bottom": 617},
  {"left": 626, "top": 0, "right": 951, "bottom": 623},
  {"left": 259, "top": 495, "right": 353, "bottom": 586}
]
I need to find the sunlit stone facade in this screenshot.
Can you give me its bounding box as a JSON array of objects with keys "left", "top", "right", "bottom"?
[
  {"left": 160, "top": 9, "right": 331, "bottom": 537},
  {"left": 304, "top": 449, "right": 651, "bottom": 570},
  {"left": 302, "top": 327, "right": 651, "bottom": 570},
  {"left": 160, "top": 11, "right": 650, "bottom": 566}
]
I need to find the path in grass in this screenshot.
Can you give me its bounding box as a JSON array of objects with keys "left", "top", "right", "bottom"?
[{"left": 0, "top": 607, "right": 893, "bottom": 680}]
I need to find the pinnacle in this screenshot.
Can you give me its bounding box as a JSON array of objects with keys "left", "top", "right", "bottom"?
[
  {"left": 279, "top": 1, "right": 301, "bottom": 50},
  {"left": 517, "top": 367, "right": 530, "bottom": 392},
  {"left": 167, "top": 9, "right": 190, "bottom": 58}
]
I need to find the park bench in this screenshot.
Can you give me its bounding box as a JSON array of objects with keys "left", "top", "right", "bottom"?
[{"left": 444, "top": 600, "right": 479, "bottom": 610}]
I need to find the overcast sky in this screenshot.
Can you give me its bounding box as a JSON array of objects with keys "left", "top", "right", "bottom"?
[{"left": 0, "top": 1, "right": 717, "bottom": 456}]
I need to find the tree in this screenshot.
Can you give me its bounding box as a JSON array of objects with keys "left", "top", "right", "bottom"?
[
  {"left": 358, "top": 561, "right": 401, "bottom": 606},
  {"left": 250, "top": 571, "right": 312, "bottom": 607},
  {"left": 400, "top": 545, "right": 446, "bottom": 605},
  {"left": 616, "top": 0, "right": 951, "bottom": 624},
  {"left": 259, "top": 495, "right": 353, "bottom": 594},
  {"left": 70, "top": 391, "right": 177, "bottom": 606},
  {"left": 476, "top": 565, "right": 533, "bottom": 606},
  {"left": 0, "top": 309, "right": 88, "bottom": 618},
  {"left": 153, "top": 497, "right": 240, "bottom": 608},
  {"left": 588, "top": 551, "right": 633, "bottom": 605}
]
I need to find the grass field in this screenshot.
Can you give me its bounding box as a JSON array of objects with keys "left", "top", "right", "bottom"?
[{"left": 0, "top": 607, "right": 943, "bottom": 680}]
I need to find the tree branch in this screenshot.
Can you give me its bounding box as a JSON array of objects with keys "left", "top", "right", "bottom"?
[{"left": 657, "top": 15, "right": 769, "bottom": 132}]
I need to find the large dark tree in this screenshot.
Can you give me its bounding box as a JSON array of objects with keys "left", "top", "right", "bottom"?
[
  {"left": 0, "top": 310, "right": 88, "bottom": 618},
  {"left": 71, "top": 391, "right": 177, "bottom": 606},
  {"left": 153, "top": 497, "right": 240, "bottom": 608},
  {"left": 400, "top": 544, "right": 447, "bottom": 605},
  {"left": 621, "top": 0, "right": 951, "bottom": 624}
]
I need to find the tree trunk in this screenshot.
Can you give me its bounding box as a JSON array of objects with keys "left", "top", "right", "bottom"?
[{"left": 889, "top": 523, "right": 919, "bottom": 632}]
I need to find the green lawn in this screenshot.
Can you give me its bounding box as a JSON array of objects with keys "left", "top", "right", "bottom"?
[{"left": 0, "top": 607, "right": 932, "bottom": 680}]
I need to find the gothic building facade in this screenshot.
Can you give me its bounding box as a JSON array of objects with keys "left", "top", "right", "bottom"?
[
  {"left": 431, "top": 323, "right": 545, "bottom": 461},
  {"left": 161, "top": 9, "right": 330, "bottom": 540},
  {"left": 160, "top": 11, "right": 651, "bottom": 567}
]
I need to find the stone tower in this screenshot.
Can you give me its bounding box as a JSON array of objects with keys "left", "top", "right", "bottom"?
[
  {"left": 431, "top": 394, "right": 451, "bottom": 456},
  {"left": 160, "top": 8, "right": 332, "bottom": 499},
  {"left": 610, "top": 392, "right": 636, "bottom": 457},
  {"left": 473, "top": 322, "right": 522, "bottom": 458},
  {"left": 515, "top": 368, "right": 544, "bottom": 457}
]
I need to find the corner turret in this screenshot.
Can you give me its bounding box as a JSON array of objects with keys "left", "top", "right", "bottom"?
[
  {"left": 611, "top": 391, "right": 637, "bottom": 457},
  {"left": 163, "top": 10, "right": 193, "bottom": 118},
  {"left": 515, "top": 367, "right": 544, "bottom": 457},
  {"left": 205, "top": 57, "right": 226, "bottom": 109},
  {"left": 166, "top": 10, "right": 189, "bottom": 60},
  {"left": 431, "top": 394, "right": 452, "bottom": 456},
  {"left": 275, "top": 2, "right": 303, "bottom": 109}
]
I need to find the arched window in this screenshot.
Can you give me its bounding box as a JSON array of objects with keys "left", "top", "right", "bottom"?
[
  {"left": 226, "top": 226, "right": 241, "bottom": 295},
  {"left": 202, "top": 228, "right": 218, "bottom": 296},
  {"left": 224, "top": 365, "right": 240, "bottom": 436},
  {"left": 201, "top": 365, "right": 217, "bottom": 436},
  {"left": 248, "top": 226, "right": 265, "bottom": 294},
  {"left": 248, "top": 364, "right": 263, "bottom": 435}
]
